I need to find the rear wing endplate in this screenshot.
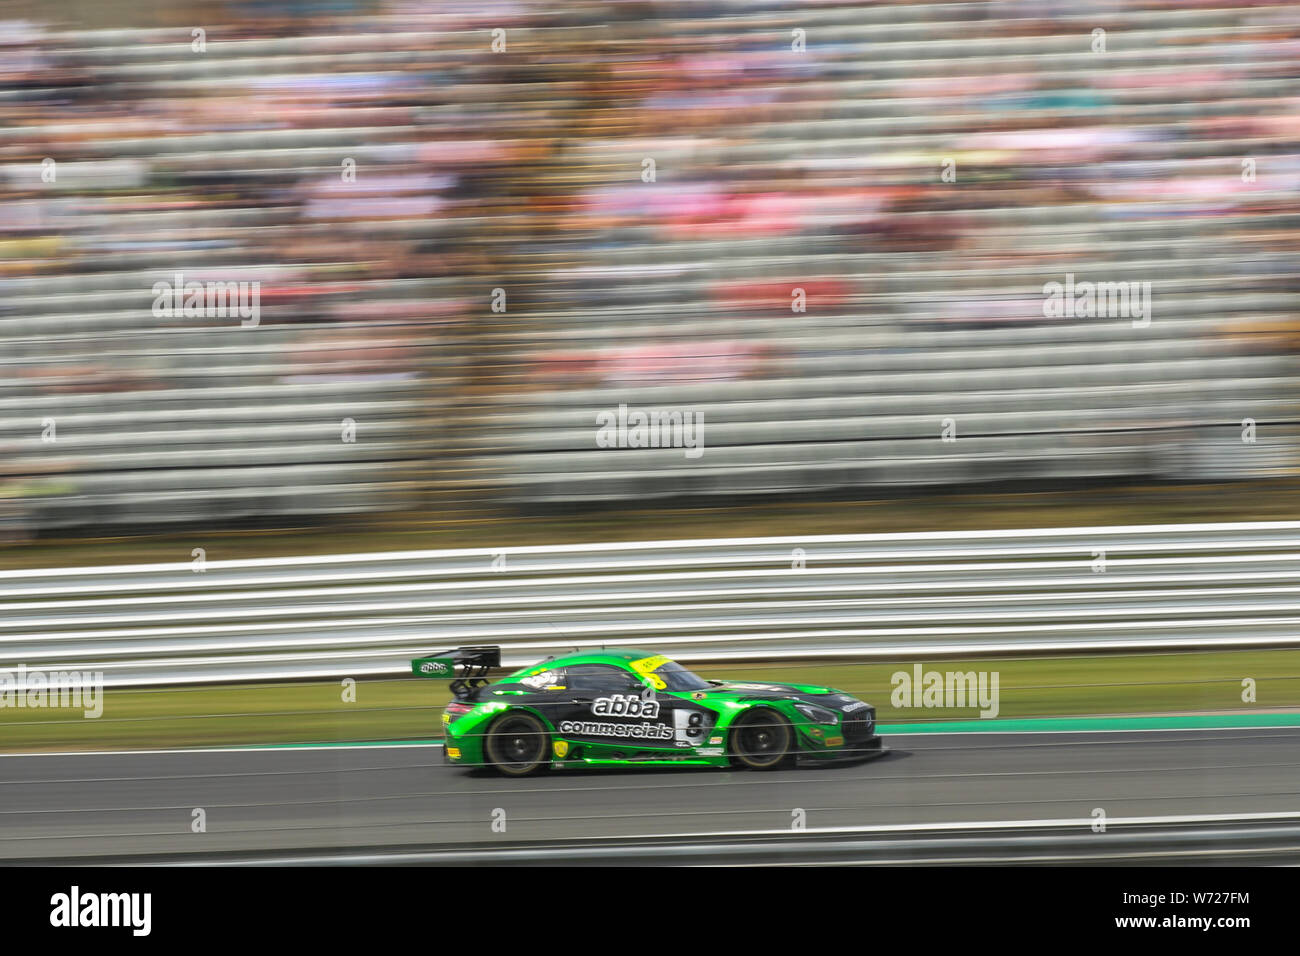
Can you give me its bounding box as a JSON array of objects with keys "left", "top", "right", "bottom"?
[{"left": 411, "top": 645, "right": 501, "bottom": 698}]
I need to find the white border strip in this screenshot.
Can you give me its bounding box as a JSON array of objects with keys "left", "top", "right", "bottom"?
[{"left": 5, "top": 519, "right": 1300, "bottom": 579}]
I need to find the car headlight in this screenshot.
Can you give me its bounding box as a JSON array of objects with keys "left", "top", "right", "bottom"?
[{"left": 795, "top": 702, "right": 839, "bottom": 725}]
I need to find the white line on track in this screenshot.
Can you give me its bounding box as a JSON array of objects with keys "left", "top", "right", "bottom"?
[
  {"left": 0, "top": 742, "right": 447, "bottom": 758},
  {"left": 1, "top": 720, "right": 1297, "bottom": 758}
]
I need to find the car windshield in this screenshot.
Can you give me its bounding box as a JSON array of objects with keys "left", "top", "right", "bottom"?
[{"left": 651, "top": 661, "right": 711, "bottom": 692}]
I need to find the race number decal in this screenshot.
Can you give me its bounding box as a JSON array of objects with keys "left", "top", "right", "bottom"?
[{"left": 673, "top": 708, "right": 714, "bottom": 748}]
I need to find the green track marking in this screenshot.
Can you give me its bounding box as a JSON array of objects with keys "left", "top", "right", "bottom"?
[
  {"left": 235, "top": 739, "right": 445, "bottom": 750},
  {"left": 220, "top": 712, "right": 1300, "bottom": 751},
  {"left": 882, "top": 712, "right": 1300, "bottom": 734}
]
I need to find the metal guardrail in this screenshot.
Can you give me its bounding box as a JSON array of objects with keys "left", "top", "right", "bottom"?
[
  {"left": 41, "top": 812, "right": 1300, "bottom": 866},
  {"left": 3, "top": 520, "right": 1300, "bottom": 687}
]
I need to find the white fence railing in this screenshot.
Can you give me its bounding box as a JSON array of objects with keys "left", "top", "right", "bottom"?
[{"left": 3, "top": 520, "right": 1300, "bottom": 687}]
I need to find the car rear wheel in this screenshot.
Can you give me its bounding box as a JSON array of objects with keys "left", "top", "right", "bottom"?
[
  {"left": 729, "top": 708, "right": 794, "bottom": 770},
  {"left": 484, "top": 712, "right": 550, "bottom": 776}
]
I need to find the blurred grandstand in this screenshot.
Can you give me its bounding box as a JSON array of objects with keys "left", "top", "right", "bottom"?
[{"left": 1, "top": 0, "right": 1298, "bottom": 532}]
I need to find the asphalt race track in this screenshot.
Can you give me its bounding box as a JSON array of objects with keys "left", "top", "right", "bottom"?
[{"left": 3, "top": 726, "right": 1299, "bottom": 863}]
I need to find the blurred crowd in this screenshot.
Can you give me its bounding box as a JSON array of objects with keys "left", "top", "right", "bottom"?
[{"left": 2, "top": 0, "right": 1299, "bottom": 531}]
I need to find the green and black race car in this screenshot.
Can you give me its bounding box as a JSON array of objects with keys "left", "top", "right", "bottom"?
[{"left": 412, "top": 646, "right": 885, "bottom": 776}]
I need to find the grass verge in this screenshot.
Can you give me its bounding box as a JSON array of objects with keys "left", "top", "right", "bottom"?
[{"left": 2, "top": 648, "right": 1297, "bottom": 752}]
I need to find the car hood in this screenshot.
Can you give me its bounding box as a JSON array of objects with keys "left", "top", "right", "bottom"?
[{"left": 699, "top": 679, "right": 846, "bottom": 701}]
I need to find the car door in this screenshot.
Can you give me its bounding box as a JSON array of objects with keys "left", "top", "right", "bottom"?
[
  {"left": 552, "top": 663, "right": 677, "bottom": 750},
  {"left": 626, "top": 656, "right": 721, "bottom": 752}
]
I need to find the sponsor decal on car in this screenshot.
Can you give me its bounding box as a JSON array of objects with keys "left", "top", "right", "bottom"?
[
  {"left": 553, "top": 740, "right": 569, "bottom": 758},
  {"left": 558, "top": 720, "right": 673, "bottom": 740},
  {"left": 520, "top": 670, "right": 563, "bottom": 690},
  {"left": 842, "top": 701, "right": 869, "bottom": 713},
  {"left": 420, "top": 660, "right": 448, "bottom": 675},
  {"left": 591, "top": 694, "right": 660, "bottom": 719},
  {"left": 629, "top": 654, "right": 671, "bottom": 690}
]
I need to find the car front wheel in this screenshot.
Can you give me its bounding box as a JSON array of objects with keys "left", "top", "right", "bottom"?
[{"left": 729, "top": 708, "right": 794, "bottom": 770}]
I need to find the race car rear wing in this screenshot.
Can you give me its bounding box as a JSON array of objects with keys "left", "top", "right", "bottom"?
[{"left": 411, "top": 645, "right": 501, "bottom": 699}]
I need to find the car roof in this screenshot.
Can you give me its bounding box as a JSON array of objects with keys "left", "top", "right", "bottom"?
[{"left": 520, "top": 648, "right": 663, "bottom": 671}]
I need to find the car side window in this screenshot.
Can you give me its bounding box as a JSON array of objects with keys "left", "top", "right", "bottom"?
[
  {"left": 517, "top": 668, "right": 565, "bottom": 690},
  {"left": 565, "top": 664, "right": 639, "bottom": 693}
]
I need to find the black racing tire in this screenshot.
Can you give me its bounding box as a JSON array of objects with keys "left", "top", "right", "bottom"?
[
  {"left": 483, "top": 711, "right": 551, "bottom": 776},
  {"left": 728, "top": 707, "right": 795, "bottom": 770}
]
